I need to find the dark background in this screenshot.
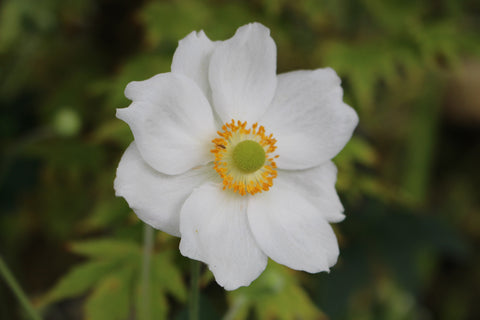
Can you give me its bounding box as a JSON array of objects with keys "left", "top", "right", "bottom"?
[{"left": 1, "top": 0, "right": 479, "bottom": 319}]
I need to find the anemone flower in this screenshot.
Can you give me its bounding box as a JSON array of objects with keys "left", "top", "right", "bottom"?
[{"left": 115, "top": 22, "right": 358, "bottom": 290}]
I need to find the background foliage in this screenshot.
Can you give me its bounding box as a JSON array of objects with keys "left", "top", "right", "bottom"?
[{"left": 1, "top": 0, "right": 479, "bottom": 319}]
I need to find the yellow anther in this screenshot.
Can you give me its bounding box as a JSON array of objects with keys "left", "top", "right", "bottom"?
[{"left": 211, "top": 120, "right": 278, "bottom": 196}]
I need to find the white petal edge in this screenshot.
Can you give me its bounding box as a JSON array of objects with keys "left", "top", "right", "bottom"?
[
  {"left": 179, "top": 182, "right": 268, "bottom": 290},
  {"left": 260, "top": 68, "right": 359, "bottom": 170},
  {"left": 171, "top": 30, "right": 217, "bottom": 102},
  {"left": 117, "top": 72, "right": 216, "bottom": 175},
  {"left": 209, "top": 22, "right": 277, "bottom": 124},
  {"left": 247, "top": 182, "right": 340, "bottom": 273},
  {"left": 277, "top": 161, "right": 345, "bottom": 223},
  {"left": 114, "top": 143, "right": 215, "bottom": 236}
]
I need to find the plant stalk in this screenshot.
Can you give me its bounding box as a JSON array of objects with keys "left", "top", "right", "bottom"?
[
  {"left": 189, "top": 260, "right": 201, "bottom": 320},
  {"left": 0, "top": 255, "right": 42, "bottom": 320},
  {"left": 140, "top": 224, "right": 155, "bottom": 320}
]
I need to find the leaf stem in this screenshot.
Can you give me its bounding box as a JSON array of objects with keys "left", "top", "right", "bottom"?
[
  {"left": 189, "top": 260, "right": 201, "bottom": 320},
  {"left": 0, "top": 255, "right": 42, "bottom": 320},
  {"left": 140, "top": 224, "right": 155, "bottom": 320}
]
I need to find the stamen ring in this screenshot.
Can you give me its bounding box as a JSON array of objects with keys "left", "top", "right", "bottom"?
[{"left": 211, "top": 120, "right": 279, "bottom": 196}]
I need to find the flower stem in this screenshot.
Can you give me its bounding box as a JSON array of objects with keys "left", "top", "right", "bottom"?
[
  {"left": 189, "top": 260, "right": 201, "bottom": 320},
  {"left": 0, "top": 255, "right": 42, "bottom": 320},
  {"left": 140, "top": 224, "right": 155, "bottom": 320},
  {"left": 222, "top": 296, "right": 247, "bottom": 320}
]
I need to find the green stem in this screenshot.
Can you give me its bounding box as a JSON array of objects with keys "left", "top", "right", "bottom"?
[
  {"left": 189, "top": 260, "right": 201, "bottom": 320},
  {"left": 140, "top": 224, "right": 154, "bottom": 320},
  {"left": 222, "top": 296, "right": 247, "bottom": 320},
  {"left": 0, "top": 255, "right": 42, "bottom": 320},
  {"left": 402, "top": 75, "right": 442, "bottom": 205}
]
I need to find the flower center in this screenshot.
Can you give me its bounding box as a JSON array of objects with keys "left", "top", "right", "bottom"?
[
  {"left": 211, "top": 120, "right": 278, "bottom": 196},
  {"left": 232, "top": 140, "right": 266, "bottom": 173}
]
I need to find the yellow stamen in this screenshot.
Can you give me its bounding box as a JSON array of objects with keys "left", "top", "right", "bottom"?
[{"left": 211, "top": 120, "right": 279, "bottom": 196}]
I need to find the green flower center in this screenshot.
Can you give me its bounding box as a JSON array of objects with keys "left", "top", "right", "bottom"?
[{"left": 232, "top": 140, "right": 266, "bottom": 173}]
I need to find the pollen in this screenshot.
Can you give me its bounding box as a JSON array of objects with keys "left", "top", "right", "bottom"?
[{"left": 211, "top": 119, "right": 279, "bottom": 196}]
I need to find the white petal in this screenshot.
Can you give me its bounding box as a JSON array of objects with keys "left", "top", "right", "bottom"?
[
  {"left": 248, "top": 182, "right": 340, "bottom": 273},
  {"left": 277, "top": 162, "right": 345, "bottom": 223},
  {"left": 114, "top": 143, "right": 215, "bottom": 236},
  {"left": 260, "top": 68, "right": 358, "bottom": 169},
  {"left": 171, "top": 30, "right": 216, "bottom": 101},
  {"left": 117, "top": 72, "right": 216, "bottom": 175},
  {"left": 209, "top": 22, "right": 277, "bottom": 124},
  {"left": 179, "top": 182, "right": 267, "bottom": 290}
]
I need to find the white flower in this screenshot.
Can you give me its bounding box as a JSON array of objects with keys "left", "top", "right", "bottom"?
[{"left": 114, "top": 22, "right": 358, "bottom": 290}]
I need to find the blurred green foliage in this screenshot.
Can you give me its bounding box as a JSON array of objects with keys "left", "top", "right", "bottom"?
[{"left": 1, "top": 0, "right": 479, "bottom": 319}]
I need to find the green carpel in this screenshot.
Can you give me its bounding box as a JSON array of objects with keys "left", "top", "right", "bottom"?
[{"left": 232, "top": 140, "right": 265, "bottom": 173}]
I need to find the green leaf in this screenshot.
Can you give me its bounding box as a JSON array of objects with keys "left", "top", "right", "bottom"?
[
  {"left": 139, "top": 0, "right": 257, "bottom": 45},
  {"left": 134, "top": 251, "right": 187, "bottom": 320},
  {"left": 135, "top": 267, "right": 168, "bottom": 320},
  {"left": 153, "top": 252, "right": 187, "bottom": 302},
  {"left": 0, "top": 0, "right": 56, "bottom": 52},
  {"left": 0, "top": 0, "right": 24, "bottom": 52},
  {"left": 321, "top": 40, "right": 403, "bottom": 111},
  {"left": 335, "top": 136, "right": 377, "bottom": 167},
  {"left": 139, "top": 0, "right": 210, "bottom": 47},
  {"left": 360, "top": 0, "right": 425, "bottom": 33},
  {"left": 81, "top": 197, "right": 131, "bottom": 232},
  {"left": 70, "top": 239, "right": 141, "bottom": 260},
  {"left": 85, "top": 267, "right": 134, "bottom": 320},
  {"left": 42, "top": 237, "right": 187, "bottom": 319},
  {"left": 226, "top": 262, "right": 323, "bottom": 320},
  {"left": 401, "top": 76, "right": 442, "bottom": 204},
  {"left": 413, "top": 21, "right": 463, "bottom": 69},
  {"left": 41, "top": 260, "right": 119, "bottom": 306}
]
